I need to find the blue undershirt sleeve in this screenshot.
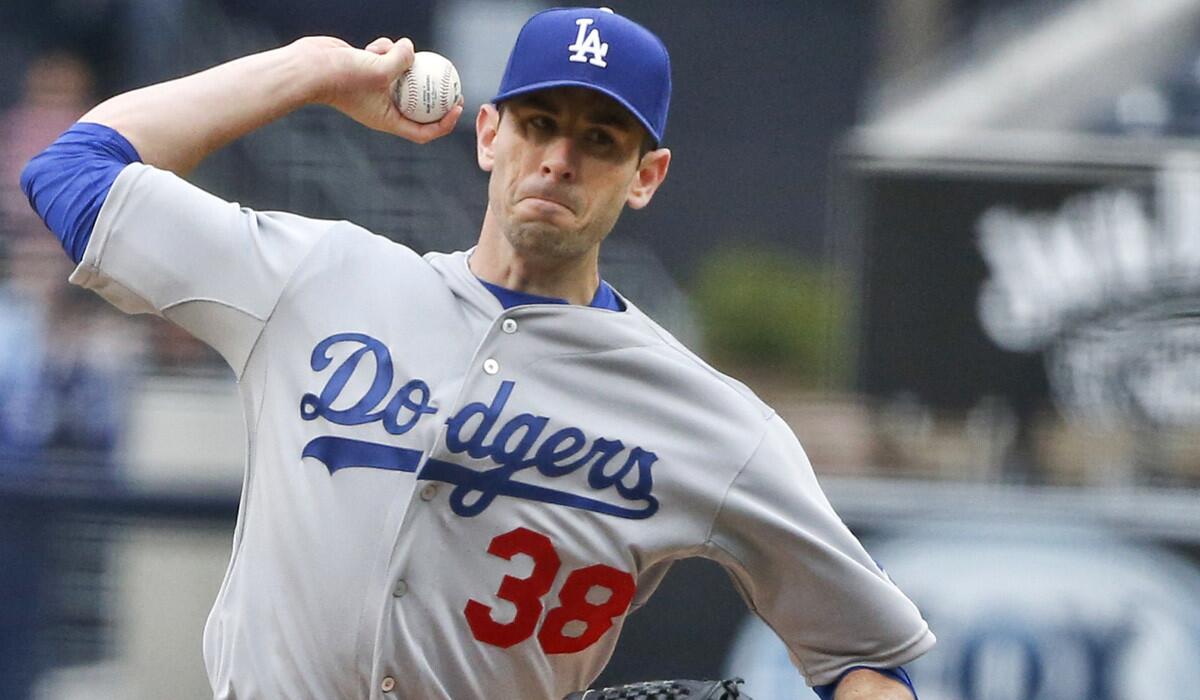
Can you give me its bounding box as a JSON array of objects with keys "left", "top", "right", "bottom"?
[
  {"left": 813, "top": 666, "right": 916, "bottom": 700},
  {"left": 18, "top": 122, "right": 143, "bottom": 264}
]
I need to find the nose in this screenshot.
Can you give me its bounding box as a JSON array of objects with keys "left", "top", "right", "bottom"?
[{"left": 540, "top": 137, "right": 576, "bottom": 182}]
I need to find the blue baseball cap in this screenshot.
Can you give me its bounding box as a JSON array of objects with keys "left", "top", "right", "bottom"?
[{"left": 492, "top": 7, "right": 672, "bottom": 146}]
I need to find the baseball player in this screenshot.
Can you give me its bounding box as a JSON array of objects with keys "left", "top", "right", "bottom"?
[{"left": 21, "top": 8, "right": 933, "bottom": 699}]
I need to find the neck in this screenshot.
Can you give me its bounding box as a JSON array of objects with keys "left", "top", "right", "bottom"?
[{"left": 470, "top": 206, "right": 601, "bottom": 305}]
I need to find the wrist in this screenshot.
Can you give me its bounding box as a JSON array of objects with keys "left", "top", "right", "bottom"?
[
  {"left": 283, "top": 36, "right": 359, "bottom": 108},
  {"left": 832, "top": 668, "right": 916, "bottom": 700},
  {"left": 274, "top": 40, "right": 334, "bottom": 109}
]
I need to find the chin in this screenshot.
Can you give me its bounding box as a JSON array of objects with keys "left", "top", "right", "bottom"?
[{"left": 505, "top": 221, "right": 593, "bottom": 260}]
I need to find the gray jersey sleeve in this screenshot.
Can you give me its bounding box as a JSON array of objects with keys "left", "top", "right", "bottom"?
[
  {"left": 704, "top": 414, "right": 935, "bottom": 687},
  {"left": 69, "top": 163, "right": 334, "bottom": 376}
]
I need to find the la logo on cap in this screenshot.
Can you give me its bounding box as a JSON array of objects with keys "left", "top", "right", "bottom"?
[{"left": 568, "top": 17, "right": 609, "bottom": 68}]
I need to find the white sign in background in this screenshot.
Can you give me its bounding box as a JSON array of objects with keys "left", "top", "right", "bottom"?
[{"left": 723, "top": 525, "right": 1200, "bottom": 700}]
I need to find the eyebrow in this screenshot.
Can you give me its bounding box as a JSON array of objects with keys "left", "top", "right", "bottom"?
[
  {"left": 588, "top": 108, "right": 635, "bottom": 131},
  {"left": 516, "top": 93, "right": 559, "bottom": 114},
  {"left": 513, "top": 94, "right": 636, "bottom": 132}
]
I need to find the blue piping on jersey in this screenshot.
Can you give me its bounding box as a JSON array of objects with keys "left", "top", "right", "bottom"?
[{"left": 479, "top": 277, "right": 625, "bottom": 311}]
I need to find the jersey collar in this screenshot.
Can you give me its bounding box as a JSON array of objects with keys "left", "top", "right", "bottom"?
[{"left": 477, "top": 277, "right": 625, "bottom": 311}]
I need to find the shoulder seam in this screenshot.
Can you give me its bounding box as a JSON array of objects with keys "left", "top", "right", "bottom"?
[
  {"left": 700, "top": 412, "right": 817, "bottom": 681},
  {"left": 159, "top": 296, "right": 268, "bottom": 322},
  {"left": 631, "top": 311, "right": 772, "bottom": 417},
  {"left": 702, "top": 412, "right": 778, "bottom": 545},
  {"left": 233, "top": 218, "right": 340, "bottom": 377},
  {"left": 701, "top": 485, "right": 816, "bottom": 681}
]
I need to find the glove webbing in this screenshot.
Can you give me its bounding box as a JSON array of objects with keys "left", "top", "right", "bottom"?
[{"left": 576, "top": 678, "right": 746, "bottom": 699}]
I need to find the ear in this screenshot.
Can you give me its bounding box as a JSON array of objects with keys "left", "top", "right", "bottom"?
[
  {"left": 626, "top": 148, "right": 671, "bottom": 210},
  {"left": 476, "top": 103, "right": 500, "bottom": 172}
]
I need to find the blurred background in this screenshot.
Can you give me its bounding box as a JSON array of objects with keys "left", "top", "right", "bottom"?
[{"left": 2, "top": 0, "right": 1199, "bottom": 698}]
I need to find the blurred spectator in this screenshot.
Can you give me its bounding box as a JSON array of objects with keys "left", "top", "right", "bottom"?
[
  {"left": 2, "top": 52, "right": 94, "bottom": 225},
  {"left": 0, "top": 52, "right": 138, "bottom": 700},
  {"left": 2, "top": 50, "right": 220, "bottom": 379},
  {"left": 0, "top": 50, "right": 144, "bottom": 466},
  {"left": 0, "top": 234, "right": 144, "bottom": 464}
]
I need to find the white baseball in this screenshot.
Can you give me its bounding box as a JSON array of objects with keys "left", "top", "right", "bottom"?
[{"left": 393, "top": 51, "right": 462, "bottom": 124}]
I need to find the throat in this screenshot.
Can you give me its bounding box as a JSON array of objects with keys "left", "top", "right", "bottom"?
[{"left": 472, "top": 213, "right": 601, "bottom": 305}]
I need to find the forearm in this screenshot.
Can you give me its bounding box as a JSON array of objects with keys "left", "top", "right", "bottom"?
[
  {"left": 80, "top": 43, "right": 320, "bottom": 175},
  {"left": 831, "top": 669, "right": 914, "bottom": 700}
]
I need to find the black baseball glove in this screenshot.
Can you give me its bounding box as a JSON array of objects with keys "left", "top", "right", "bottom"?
[{"left": 563, "top": 678, "right": 751, "bottom": 700}]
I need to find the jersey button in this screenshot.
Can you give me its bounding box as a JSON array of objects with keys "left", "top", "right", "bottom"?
[
  {"left": 501, "top": 318, "right": 518, "bottom": 334},
  {"left": 419, "top": 483, "right": 438, "bottom": 501},
  {"left": 392, "top": 580, "right": 408, "bottom": 598},
  {"left": 483, "top": 358, "right": 500, "bottom": 374},
  {"left": 381, "top": 676, "right": 396, "bottom": 692}
]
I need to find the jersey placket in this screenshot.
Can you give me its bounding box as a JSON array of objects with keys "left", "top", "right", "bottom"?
[{"left": 368, "top": 309, "right": 531, "bottom": 699}]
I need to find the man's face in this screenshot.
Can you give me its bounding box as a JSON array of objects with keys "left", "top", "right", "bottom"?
[{"left": 477, "top": 87, "right": 665, "bottom": 262}]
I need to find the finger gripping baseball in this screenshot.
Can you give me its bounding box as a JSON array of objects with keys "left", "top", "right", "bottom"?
[
  {"left": 563, "top": 678, "right": 751, "bottom": 700},
  {"left": 392, "top": 51, "right": 462, "bottom": 123}
]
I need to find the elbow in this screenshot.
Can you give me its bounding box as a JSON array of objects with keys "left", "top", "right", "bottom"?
[
  {"left": 18, "top": 144, "right": 86, "bottom": 263},
  {"left": 17, "top": 122, "right": 140, "bottom": 264},
  {"left": 19, "top": 149, "right": 46, "bottom": 213}
]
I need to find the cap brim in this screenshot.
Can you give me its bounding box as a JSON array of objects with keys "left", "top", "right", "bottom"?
[{"left": 491, "top": 80, "right": 661, "bottom": 147}]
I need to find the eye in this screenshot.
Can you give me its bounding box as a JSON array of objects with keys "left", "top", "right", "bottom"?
[
  {"left": 584, "top": 128, "right": 615, "bottom": 147},
  {"left": 528, "top": 115, "right": 554, "bottom": 132}
]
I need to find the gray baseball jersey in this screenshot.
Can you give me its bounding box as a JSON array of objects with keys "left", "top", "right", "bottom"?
[{"left": 71, "top": 162, "right": 934, "bottom": 699}]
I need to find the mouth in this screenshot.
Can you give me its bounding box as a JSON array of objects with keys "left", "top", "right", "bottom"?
[{"left": 519, "top": 193, "right": 576, "bottom": 215}]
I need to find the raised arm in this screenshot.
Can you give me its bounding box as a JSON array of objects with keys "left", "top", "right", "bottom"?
[
  {"left": 81, "top": 36, "right": 463, "bottom": 175},
  {"left": 18, "top": 36, "right": 465, "bottom": 374}
]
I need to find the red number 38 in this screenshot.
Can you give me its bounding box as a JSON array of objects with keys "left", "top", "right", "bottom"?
[{"left": 464, "top": 527, "right": 637, "bottom": 654}]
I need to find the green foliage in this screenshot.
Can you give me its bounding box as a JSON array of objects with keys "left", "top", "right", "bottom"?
[{"left": 691, "top": 247, "right": 851, "bottom": 388}]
